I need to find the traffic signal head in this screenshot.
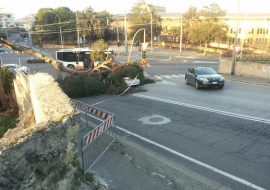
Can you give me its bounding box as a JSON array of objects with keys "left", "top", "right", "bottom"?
[{"left": 141, "top": 51, "right": 146, "bottom": 59}]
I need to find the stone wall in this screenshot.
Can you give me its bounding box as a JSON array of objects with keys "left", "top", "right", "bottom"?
[
  {"left": 0, "top": 116, "right": 82, "bottom": 190},
  {"left": 0, "top": 72, "right": 94, "bottom": 190},
  {"left": 219, "top": 58, "right": 270, "bottom": 79}
]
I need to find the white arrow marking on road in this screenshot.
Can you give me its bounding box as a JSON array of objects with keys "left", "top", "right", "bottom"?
[
  {"left": 132, "top": 94, "right": 270, "bottom": 125},
  {"left": 115, "top": 125, "right": 266, "bottom": 190}
]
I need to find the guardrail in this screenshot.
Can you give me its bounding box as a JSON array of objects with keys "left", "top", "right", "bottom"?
[{"left": 71, "top": 99, "right": 116, "bottom": 174}]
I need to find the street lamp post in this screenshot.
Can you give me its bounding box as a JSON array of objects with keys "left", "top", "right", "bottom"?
[
  {"left": 179, "top": 15, "right": 183, "bottom": 54},
  {"left": 231, "top": 0, "right": 240, "bottom": 75},
  {"left": 145, "top": 5, "right": 153, "bottom": 53},
  {"left": 128, "top": 28, "right": 146, "bottom": 62},
  {"left": 55, "top": 14, "right": 63, "bottom": 48}
]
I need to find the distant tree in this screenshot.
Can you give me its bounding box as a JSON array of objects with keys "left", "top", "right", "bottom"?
[
  {"left": 183, "top": 6, "right": 199, "bottom": 45},
  {"left": 77, "top": 7, "right": 101, "bottom": 45},
  {"left": 91, "top": 39, "right": 108, "bottom": 62},
  {"left": 128, "top": 0, "right": 162, "bottom": 43},
  {"left": 33, "top": 7, "right": 76, "bottom": 45},
  {"left": 185, "top": 3, "right": 228, "bottom": 55}
]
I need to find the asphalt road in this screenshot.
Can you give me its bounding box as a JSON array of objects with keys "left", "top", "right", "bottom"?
[
  {"left": 81, "top": 79, "right": 270, "bottom": 189},
  {"left": 2, "top": 47, "right": 270, "bottom": 189}
]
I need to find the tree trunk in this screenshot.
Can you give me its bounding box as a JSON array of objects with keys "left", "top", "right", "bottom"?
[{"left": 204, "top": 42, "right": 208, "bottom": 56}]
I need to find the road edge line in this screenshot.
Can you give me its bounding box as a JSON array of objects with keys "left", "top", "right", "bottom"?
[{"left": 115, "top": 125, "right": 266, "bottom": 190}]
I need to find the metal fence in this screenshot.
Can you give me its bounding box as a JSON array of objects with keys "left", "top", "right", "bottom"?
[{"left": 71, "top": 99, "right": 116, "bottom": 174}]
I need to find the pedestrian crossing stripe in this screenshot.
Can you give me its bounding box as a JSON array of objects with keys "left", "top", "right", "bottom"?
[{"left": 154, "top": 74, "right": 184, "bottom": 79}]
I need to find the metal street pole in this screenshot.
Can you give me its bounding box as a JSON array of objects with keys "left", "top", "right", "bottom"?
[
  {"left": 56, "top": 14, "right": 63, "bottom": 48},
  {"left": 116, "top": 26, "right": 119, "bottom": 45},
  {"left": 179, "top": 15, "right": 183, "bottom": 54},
  {"left": 124, "top": 13, "right": 128, "bottom": 53},
  {"left": 76, "top": 12, "right": 80, "bottom": 48},
  {"left": 128, "top": 28, "right": 146, "bottom": 62},
  {"left": 145, "top": 5, "right": 153, "bottom": 53},
  {"left": 231, "top": 0, "right": 240, "bottom": 75}
]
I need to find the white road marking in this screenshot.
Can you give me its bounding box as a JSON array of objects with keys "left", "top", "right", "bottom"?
[
  {"left": 171, "top": 74, "right": 180, "bottom": 78},
  {"left": 193, "top": 60, "right": 219, "bottom": 64},
  {"left": 226, "top": 79, "right": 270, "bottom": 88},
  {"left": 161, "top": 75, "right": 172, "bottom": 79},
  {"left": 154, "top": 75, "right": 162, "bottom": 79},
  {"left": 160, "top": 79, "right": 177, "bottom": 85},
  {"left": 115, "top": 125, "right": 266, "bottom": 190},
  {"left": 178, "top": 74, "right": 185, "bottom": 77},
  {"left": 132, "top": 94, "right": 270, "bottom": 125}
]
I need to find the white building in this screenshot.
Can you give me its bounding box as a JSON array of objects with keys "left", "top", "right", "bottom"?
[{"left": 0, "top": 8, "right": 16, "bottom": 28}]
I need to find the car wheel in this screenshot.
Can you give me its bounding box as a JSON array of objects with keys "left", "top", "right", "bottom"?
[
  {"left": 195, "top": 81, "right": 200, "bottom": 89},
  {"left": 185, "top": 78, "right": 189, "bottom": 85},
  {"left": 67, "top": 65, "right": 75, "bottom": 69}
]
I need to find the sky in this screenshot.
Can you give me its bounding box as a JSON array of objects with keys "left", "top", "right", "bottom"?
[{"left": 1, "top": 0, "right": 269, "bottom": 19}]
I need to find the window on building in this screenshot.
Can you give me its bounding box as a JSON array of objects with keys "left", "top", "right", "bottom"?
[
  {"left": 257, "top": 28, "right": 259, "bottom": 34},
  {"left": 239, "top": 28, "right": 241, "bottom": 33},
  {"left": 230, "top": 28, "right": 233, "bottom": 33},
  {"left": 251, "top": 28, "right": 254, "bottom": 34},
  {"left": 266, "top": 29, "right": 269, "bottom": 34}
]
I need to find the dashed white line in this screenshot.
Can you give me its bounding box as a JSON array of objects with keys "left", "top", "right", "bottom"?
[{"left": 115, "top": 125, "right": 266, "bottom": 190}]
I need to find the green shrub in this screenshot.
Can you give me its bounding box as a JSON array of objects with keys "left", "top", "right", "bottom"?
[
  {"left": 107, "top": 83, "right": 127, "bottom": 95},
  {"left": 0, "top": 111, "right": 18, "bottom": 138},
  {"left": 61, "top": 75, "right": 86, "bottom": 98},
  {"left": 84, "top": 77, "right": 107, "bottom": 96},
  {"left": 61, "top": 75, "right": 108, "bottom": 98},
  {"left": 140, "top": 78, "right": 155, "bottom": 85},
  {"left": 239, "top": 53, "right": 270, "bottom": 64}
]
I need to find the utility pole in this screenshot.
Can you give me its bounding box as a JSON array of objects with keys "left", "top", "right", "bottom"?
[
  {"left": 124, "top": 13, "right": 128, "bottom": 53},
  {"left": 28, "top": 29, "right": 32, "bottom": 46},
  {"left": 231, "top": 0, "right": 240, "bottom": 75},
  {"left": 56, "top": 14, "right": 63, "bottom": 48},
  {"left": 116, "top": 26, "right": 119, "bottom": 45},
  {"left": 179, "top": 15, "right": 183, "bottom": 54},
  {"left": 76, "top": 12, "right": 80, "bottom": 48}
]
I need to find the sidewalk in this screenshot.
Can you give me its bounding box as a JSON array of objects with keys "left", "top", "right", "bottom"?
[{"left": 223, "top": 74, "right": 270, "bottom": 87}]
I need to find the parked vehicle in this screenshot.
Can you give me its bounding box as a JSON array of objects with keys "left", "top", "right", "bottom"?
[
  {"left": 185, "top": 67, "right": 224, "bottom": 89},
  {"left": 0, "top": 47, "right": 5, "bottom": 52},
  {"left": 26, "top": 57, "right": 45, "bottom": 63},
  {"left": 56, "top": 48, "right": 115, "bottom": 70},
  {"left": 2, "top": 64, "right": 30, "bottom": 74}
]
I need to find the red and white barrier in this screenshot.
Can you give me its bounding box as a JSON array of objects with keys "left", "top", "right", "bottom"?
[
  {"left": 71, "top": 100, "right": 85, "bottom": 109},
  {"left": 87, "top": 107, "right": 109, "bottom": 120},
  {"left": 85, "top": 116, "right": 114, "bottom": 145}
]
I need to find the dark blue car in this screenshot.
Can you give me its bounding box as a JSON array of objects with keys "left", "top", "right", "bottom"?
[{"left": 185, "top": 67, "right": 225, "bottom": 89}]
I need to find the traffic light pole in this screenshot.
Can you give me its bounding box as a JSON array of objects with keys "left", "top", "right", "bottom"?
[{"left": 127, "top": 28, "right": 146, "bottom": 62}]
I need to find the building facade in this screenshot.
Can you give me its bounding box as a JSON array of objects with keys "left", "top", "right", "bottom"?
[{"left": 0, "top": 8, "right": 16, "bottom": 28}]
